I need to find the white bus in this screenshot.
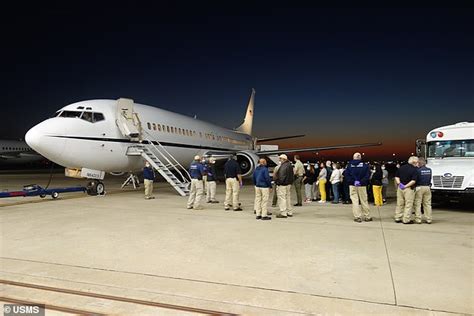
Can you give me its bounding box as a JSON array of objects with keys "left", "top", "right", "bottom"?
[{"left": 416, "top": 122, "right": 474, "bottom": 202}]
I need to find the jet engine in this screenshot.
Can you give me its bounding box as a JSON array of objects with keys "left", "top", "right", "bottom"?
[{"left": 236, "top": 151, "right": 259, "bottom": 177}]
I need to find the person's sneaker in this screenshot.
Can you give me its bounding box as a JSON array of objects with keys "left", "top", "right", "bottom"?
[
  {"left": 187, "top": 206, "right": 193, "bottom": 209},
  {"left": 261, "top": 216, "right": 272, "bottom": 220},
  {"left": 403, "top": 220, "right": 414, "bottom": 224},
  {"left": 256, "top": 216, "right": 262, "bottom": 220},
  {"left": 276, "top": 214, "right": 287, "bottom": 218},
  {"left": 194, "top": 206, "right": 204, "bottom": 210},
  {"left": 354, "top": 218, "right": 362, "bottom": 223},
  {"left": 394, "top": 219, "right": 402, "bottom": 223},
  {"left": 293, "top": 203, "right": 302, "bottom": 207},
  {"left": 224, "top": 207, "right": 230, "bottom": 211},
  {"left": 318, "top": 200, "right": 326, "bottom": 203},
  {"left": 415, "top": 220, "right": 422, "bottom": 224},
  {"left": 426, "top": 220, "right": 432, "bottom": 224},
  {"left": 271, "top": 204, "right": 277, "bottom": 207},
  {"left": 233, "top": 207, "right": 243, "bottom": 211},
  {"left": 267, "top": 212, "right": 273, "bottom": 216},
  {"left": 331, "top": 201, "right": 339, "bottom": 204},
  {"left": 211, "top": 200, "right": 219, "bottom": 203},
  {"left": 364, "top": 217, "right": 373, "bottom": 222},
  {"left": 287, "top": 213, "right": 293, "bottom": 217},
  {"left": 206, "top": 201, "right": 211, "bottom": 203},
  {"left": 312, "top": 199, "right": 318, "bottom": 202}
]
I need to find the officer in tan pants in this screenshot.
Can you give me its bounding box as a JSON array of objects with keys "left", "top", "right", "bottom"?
[
  {"left": 394, "top": 156, "right": 419, "bottom": 224},
  {"left": 224, "top": 155, "right": 243, "bottom": 211},
  {"left": 414, "top": 158, "right": 433, "bottom": 224},
  {"left": 253, "top": 159, "right": 272, "bottom": 220},
  {"left": 345, "top": 153, "right": 372, "bottom": 222}
]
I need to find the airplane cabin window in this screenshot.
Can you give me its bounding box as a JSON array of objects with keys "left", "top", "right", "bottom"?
[
  {"left": 157, "top": 124, "right": 161, "bottom": 131},
  {"left": 147, "top": 122, "right": 151, "bottom": 130},
  {"left": 167, "top": 126, "right": 170, "bottom": 133},
  {"left": 152, "top": 123, "right": 156, "bottom": 130}
]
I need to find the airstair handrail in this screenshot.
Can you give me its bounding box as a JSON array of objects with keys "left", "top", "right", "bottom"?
[{"left": 141, "top": 129, "right": 191, "bottom": 182}]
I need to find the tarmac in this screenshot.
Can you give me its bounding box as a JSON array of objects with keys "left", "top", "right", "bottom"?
[{"left": 0, "top": 173, "right": 473, "bottom": 315}]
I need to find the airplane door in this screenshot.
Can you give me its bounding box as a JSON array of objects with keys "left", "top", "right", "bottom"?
[{"left": 116, "top": 98, "right": 142, "bottom": 141}]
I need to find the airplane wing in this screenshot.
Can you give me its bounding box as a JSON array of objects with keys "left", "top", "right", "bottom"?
[
  {"left": 256, "top": 142, "right": 382, "bottom": 155},
  {"left": 256, "top": 134, "right": 305, "bottom": 142}
]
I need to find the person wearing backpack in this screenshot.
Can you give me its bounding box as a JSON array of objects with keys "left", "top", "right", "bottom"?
[{"left": 275, "top": 154, "right": 294, "bottom": 218}]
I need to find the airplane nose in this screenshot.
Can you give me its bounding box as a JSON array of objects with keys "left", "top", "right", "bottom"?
[
  {"left": 25, "top": 119, "right": 67, "bottom": 163},
  {"left": 25, "top": 125, "right": 41, "bottom": 150}
]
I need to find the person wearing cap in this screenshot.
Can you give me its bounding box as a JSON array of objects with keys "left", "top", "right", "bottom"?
[
  {"left": 345, "top": 152, "right": 372, "bottom": 222},
  {"left": 394, "top": 156, "right": 419, "bottom": 224},
  {"left": 201, "top": 157, "right": 208, "bottom": 191},
  {"left": 224, "top": 155, "right": 243, "bottom": 211},
  {"left": 275, "top": 154, "right": 295, "bottom": 218},
  {"left": 143, "top": 161, "right": 155, "bottom": 199},
  {"left": 414, "top": 157, "right": 432, "bottom": 224},
  {"left": 187, "top": 155, "right": 205, "bottom": 210},
  {"left": 205, "top": 157, "right": 219, "bottom": 204},
  {"left": 293, "top": 155, "right": 305, "bottom": 206},
  {"left": 253, "top": 158, "right": 272, "bottom": 220}
]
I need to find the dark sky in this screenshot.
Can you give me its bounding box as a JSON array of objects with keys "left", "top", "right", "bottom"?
[{"left": 2, "top": 3, "right": 474, "bottom": 160}]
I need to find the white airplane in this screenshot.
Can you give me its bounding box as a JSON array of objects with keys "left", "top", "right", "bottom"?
[
  {"left": 0, "top": 139, "right": 43, "bottom": 165},
  {"left": 25, "top": 89, "right": 380, "bottom": 195}
]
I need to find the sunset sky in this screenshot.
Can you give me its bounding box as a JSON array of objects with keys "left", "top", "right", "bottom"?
[{"left": 2, "top": 4, "right": 473, "bottom": 161}]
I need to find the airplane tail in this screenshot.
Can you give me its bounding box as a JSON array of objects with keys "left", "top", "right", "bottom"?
[{"left": 236, "top": 88, "right": 255, "bottom": 135}]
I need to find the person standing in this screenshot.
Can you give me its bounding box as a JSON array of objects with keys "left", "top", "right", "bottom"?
[
  {"left": 414, "top": 158, "right": 433, "bottom": 224},
  {"left": 345, "top": 152, "right": 372, "bottom": 222},
  {"left": 201, "top": 157, "right": 208, "bottom": 191},
  {"left": 205, "top": 157, "right": 219, "bottom": 203},
  {"left": 275, "top": 154, "right": 294, "bottom": 218},
  {"left": 325, "top": 161, "right": 333, "bottom": 201},
  {"left": 293, "top": 155, "right": 305, "bottom": 206},
  {"left": 330, "top": 163, "right": 342, "bottom": 204},
  {"left": 394, "top": 156, "right": 419, "bottom": 224},
  {"left": 253, "top": 158, "right": 272, "bottom": 220},
  {"left": 342, "top": 163, "right": 351, "bottom": 204},
  {"left": 303, "top": 163, "right": 316, "bottom": 202},
  {"left": 271, "top": 163, "right": 280, "bottom": 207},
  {"left": 317, "top": 162, "right": 327, "bottom": 203},
  {"left": 187, "top": 155, "right": 205, "bottom": 210},
  {"left": 381, "top": 164, "right": 389, "bottom": 203},
  {"left": 371, "top": 163, "right": 384, "bottom": 206},
  {"left": 143, "top": 161, "right": 155, "bottom": 200},
  {"left": 224, "top": 155, "right": 243, "bottom": 211}
]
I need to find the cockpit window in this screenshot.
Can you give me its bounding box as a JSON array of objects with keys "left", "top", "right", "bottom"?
[
  {"left": 52, "top": 111, "right": 62, "bottom": 118},
  {"left": 59, "top": 111, "right": 82, "bottom": 118},
  {"left": 93, "top": 112, "right": 105, "bottom": 122},
  {"left": 57, "top": 110, "right": 105, "bottom": 123}
]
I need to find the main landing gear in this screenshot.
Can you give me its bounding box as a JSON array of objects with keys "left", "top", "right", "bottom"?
[{"left": 86, "top": 180, "right": 106, "bottom": 196}]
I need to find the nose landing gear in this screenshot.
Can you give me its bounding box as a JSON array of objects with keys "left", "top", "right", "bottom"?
[{"left": 86, "top": 180, "right": 106, "bottom": 196}]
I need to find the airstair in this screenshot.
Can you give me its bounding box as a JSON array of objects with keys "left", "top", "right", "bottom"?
[{"left": 116, "top": 98, "right": 191, "bottom": 196}]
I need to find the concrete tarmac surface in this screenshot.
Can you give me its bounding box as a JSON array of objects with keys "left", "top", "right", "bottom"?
[{"left": 1, "top": 173, "right": 473, "bottom": 315}]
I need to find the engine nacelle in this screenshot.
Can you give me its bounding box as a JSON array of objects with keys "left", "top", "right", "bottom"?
[{"left": 236, "top": 151, "right": 259, "bottom": 178}]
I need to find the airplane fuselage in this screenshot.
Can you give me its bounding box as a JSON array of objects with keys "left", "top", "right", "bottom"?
[{"left": 26, "top": 100, "right": 253, "bottom": 173}]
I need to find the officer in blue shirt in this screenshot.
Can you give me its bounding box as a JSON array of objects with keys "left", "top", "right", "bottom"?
[
  {"left": 224, "top": 156, "right": 243, "bottom": 211},
  {"left": 345, "top": 152, "right": 372, "bottom": 222},
  {"left": 143, "top": 161, "right": 155, "bottom": 199},
  {"left": 253, "top": 158, "right": 272, "bottom": 220},
  {"left": 414, "top": 158, "right": 433, "bottom": 224},
  {"left": 187, "top": 155, "right": 205, "bottom": 210},
  {"left": 205, "top": 157, "right": 219, "bottom": 203}
]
